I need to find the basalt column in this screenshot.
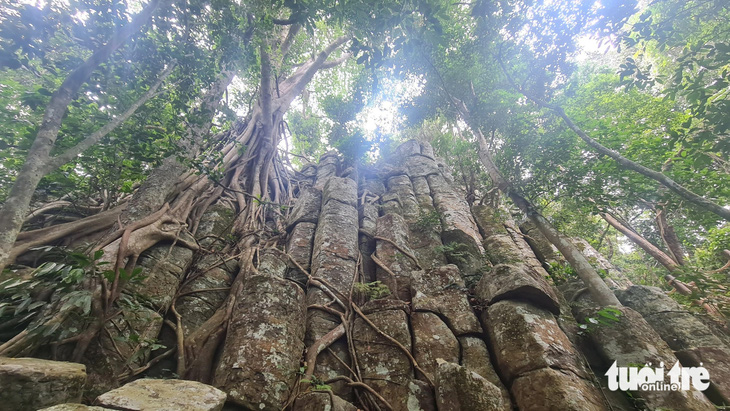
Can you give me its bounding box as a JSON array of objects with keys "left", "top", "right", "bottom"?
[
  {"left": 358, "top": 141, "right": 511, "bottom": 410},
  {"left": 472, "top": 203, "right": 607, "bottom": 411},
  {"left": 305, "top": 155, "right": 360, "bottom": 398}
]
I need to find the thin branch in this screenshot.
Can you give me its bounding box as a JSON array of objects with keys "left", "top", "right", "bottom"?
[
  {"left": 497, "top": 50, "right": 730, "bottom": 222},
  {"left": 47, "top": 63, "right": 176, "bottom": 170}
]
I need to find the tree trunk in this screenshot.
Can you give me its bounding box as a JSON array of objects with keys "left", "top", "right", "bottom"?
[
  {"left": 472, "top": 126, "right": 621, "bottom": 306},
  {"left": 0, "top": 0, "right": 165, "bottom": 273},
  {"left": 655, "top": 207, "right": 686, "bottom": 266},
  {"left": 600, "top": 212, "right": 694, "bottom": 295}
]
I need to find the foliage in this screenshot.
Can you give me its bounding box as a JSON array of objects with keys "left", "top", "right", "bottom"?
[
  {"left": 435, "top": 242, "right": 471, "bottom": 265},
  {"left": 546, "top": 261, "right": 578, "bottom": 285},
  {"left": 577, "top": 307, "right": 623, "bottom": 335},
  {"left": 353, "top": 281, "right": 391, "bottom": 300},
  {"left": 414, "top": 209, "right": 442, "bottom": 232},
  {"left": 301, "top": 374, "right": 332, "bottom": 391},
  {"left": 0, "top": 247, "right": 109, "bottom": 342}
]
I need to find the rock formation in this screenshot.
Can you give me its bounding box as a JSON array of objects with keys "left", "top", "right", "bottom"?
[{"left": 2, "top": 140, "right": 728, "bottom": 410}]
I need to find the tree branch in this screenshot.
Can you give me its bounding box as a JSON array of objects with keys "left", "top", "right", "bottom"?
[
  {"left": 497, "top": 52, "right": 730, "bottom": 222},
  {"left": 46, "top": 63, "right": 175, "bottom": 171}
]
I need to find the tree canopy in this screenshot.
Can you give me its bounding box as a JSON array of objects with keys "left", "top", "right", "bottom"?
[{"left": 0, "top": 0, "right": 729, "bottom": 366}]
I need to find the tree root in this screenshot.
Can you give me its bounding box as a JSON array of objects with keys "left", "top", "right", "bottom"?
[
  {"left": 326, "top": 376, "right": 393, "bottom": 411},
  {"left": 350, "top": 302, "right": 435, "bottom": 390},
  {"left": 359, "top": 229, "right": 423, "bottom": 270}
]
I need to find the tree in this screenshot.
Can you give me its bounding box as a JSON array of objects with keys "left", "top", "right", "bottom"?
[{"left": 0, "top": 0, "right": 168, "bottom": 273}]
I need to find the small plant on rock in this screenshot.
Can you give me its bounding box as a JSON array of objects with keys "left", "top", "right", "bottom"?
[{"left": 353, "top": 281, "right": 391, "bottom": 300}]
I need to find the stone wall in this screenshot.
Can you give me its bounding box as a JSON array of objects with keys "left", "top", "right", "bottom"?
[{"left": 8, "top": 140, "right": 728, "bottom": 410}]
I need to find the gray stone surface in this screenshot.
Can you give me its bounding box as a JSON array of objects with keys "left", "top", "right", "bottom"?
[
  {"left": 458, "top": 336, "right": 511, "bottom": 407},
  {"left": 476, "top": 263, "right": 560, "bottom": 315},
  {"left": 411, "top": 311, "right": 460, "bottom": 382},
  {"left": 511, "top": 368, "right": 606, "bottom": 411},
  {"left": 96, "top": 378, "right": 226, "bottom": 411},
  {"left": 484, "top": 300, "right": 589, "bottom": 383},
  {"left": 616, "top": 285, "right": 725, "bottom": 350},
  {"left": 287, "top": 187, "right": 322, "bottom": 229},
  {"left": 0, "top": 358, "right": 86, "bottom": 411},
  {"left": 285, "top": 222, "right": 316, "bottom": 285},
  {"left": 435, "top": 361, "right": 507, "bottom": 411},
  {"left": 40, "top": 405, "right": 114, "bottom": 411},
  {"left": 375, "top": 213, "right": 420, "bottom": 300},
  {"left": 583, "top": 306, "right": 716, "bottom": 411},
  {"left": 410, "top": 265, "right": 482, "bottom": 335},
  {"left": 213, "top": 275, "right": 305, "bottom": 410},
  {"left": 353, "top": 300, "right": 428, "bottom": 410}
]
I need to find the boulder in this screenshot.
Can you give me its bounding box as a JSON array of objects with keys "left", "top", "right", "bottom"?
[
  {"left": 287, "top": 187, "right": 322, "bottom": 229},
  {"left": 40, "top": 405, "right": 113, "bottom": 411},
  {"left": 583, "top": 306, "right": 715, "bottom": 411},
  {"left": 322, "top": 177, "right": 358, "bottom": 208},
  {"left": 420, "top": 141, "right": 436, "bottom": 158},
  {"left": 405, "top": 154, "right": 440, "bottom": 178},
  {"left": 386, "top": 174, "right": 420, "bottom": 220},
  {"left": 511, "top": 368, "right": 606, "bottom": 411},
  {"left": 476, "top": 264, "right": 560, "bottom": 315},
  {"left": 410, "top": 176, "right": 435, "bottom": 209},
  {"left": 257, "top": 248, "right": 287, "bottom": 277},
  {"left": 411, "top": 311, "right": 460, "bottom": 381},
  {"left": 458, "top": 336, "right": 511, "bottom": 407},
  {"left": 353, "top": 300, "right": 416, "bottom": 410},
  {"left": 676, "top": 346, "right": 730, "bottom": 404},
  {"left": 0, "top": 358, "right": 86, "bottom": 411},
  {"left": 434, "top": 360, "right": 506, "bottom": 411},
  {"left": 311, "top": 200, "right": 359, "bottom": 269},
  {"left": 616, "top": 285, "right": 725, "bottom": 350},
  {"left": 304, "top": 287, "right": 352, "bottom": 397},
  {"left": 314, "top": 152, "right": 339, "bottom": 188},
  {"left": 392, "top": 139, "right": 422, "bottom": 159},
  {"left": 285, "top": 222, "right": 317, "bottom": 285},
  {"left": 375, "top": 213, "right": 420, "bottom": 300},
  {"left": 411, "top": 265, "right": 482, "bottom": 335},
  {"left": 426, "top": 173, "right": 483, "bottom": 256},
  {"left": 96, "top": 378, "right": 226, "bottom": 411},
  {"left": 484, "top": 300, "right": 589, "bottom": 383}
]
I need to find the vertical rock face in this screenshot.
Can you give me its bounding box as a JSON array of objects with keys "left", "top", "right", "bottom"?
[
  {"left": 375, "top": 213, "right": 420, "bottom": 300},
  {"left": 30, "top": 140, "right": 723, "bottom": 410},
  {"left": 434, "top": 361, "right": 506, "bottom": 411},
  {"left": 472, "top": 193, "right": 606, "bottom": 410},
  {"left": 563, "top": 282, "right": 717, "bottom": 410},
  {"left": 306, "top": 173, "right": 360, "bottom": 397},
  {"left": 213, "top": 275, "right": 305, "bottom": 410},
  {"left": 616, "top": 285, "right": 730, "bottom": 404},
  {"left": 411, "top": 311, "right": 460, "bottom": 382},
  {"left": 353, "top": 300, "right": 421, "bottom": 411},
  {"left": 177, "top": 204, "right": 238, "bottom": 336}
]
